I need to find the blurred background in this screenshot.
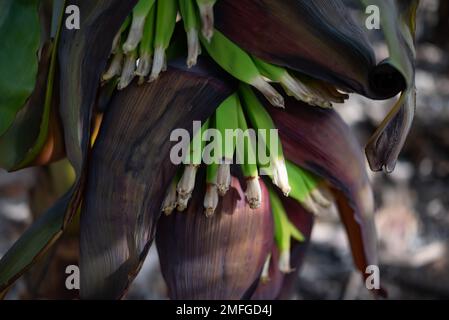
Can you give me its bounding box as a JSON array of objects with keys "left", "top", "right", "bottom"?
[{"left": 1, "top": 0, "right": 448, "bottom": 299}]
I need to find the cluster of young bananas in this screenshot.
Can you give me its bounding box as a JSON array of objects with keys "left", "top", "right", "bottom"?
[
  {"left": 102, "top": 0, "right": 348, "bottom": 107},
  {"left": 161, "top": 83, "right": 332, "bottom": 273},
  {"left": 102, "top": 0, "right": 346, "bottom": 274}
]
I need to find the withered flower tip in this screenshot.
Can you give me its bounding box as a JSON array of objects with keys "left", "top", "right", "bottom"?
[
  {"left": 149, "top": 46, "right": 166, "bottom": 82},
  {"left": 272, "top": 159, "right": 291, "bottom": 197},
  {"left": 117, "top": 51, "right": 137, "bottom": 90},
  {"left": 310, "top": 187, "right": 332, "bottom": 208},
  {"left": 260, "top": 254, "right": 272, "bottom": 284},
  {"left": 245, "top": 177, "right": 262, "bottom": 209},
  {"left": 204, "top": 183, "right": 219, "bottom": 217},
  {"left": 278, "top": 250, "right": 294, "bottom": 274},
  {"left": 177, "top": 164, "right": 199, "bottom": 199},
  {"left": 187, "top": 29, "right": 201, "bottom": 68},
  {"left": 135, "top": 53, "right": 152, "bottom": 84},
  {"left": 162, "top": 182, "right": 177, "bottom": 216},
  {"left": 252, "top": 76, "right": 285, "bottom": 108},
  {"left": 216, "top": 163, "right": 231, "bottom": 196},
  {"left": 102, "top": 51, "right": 123, "bottom": 82}
]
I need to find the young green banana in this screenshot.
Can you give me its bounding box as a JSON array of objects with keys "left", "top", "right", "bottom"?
[
  {"left": 177, "top": 120, "right": 209, "bottom": 211},
  {"left": 204, "top": 161, "right": 219, "bottom": 217},
  {"left": 196, "top": 0, "right": 216, "bottom": 41},
  {"left": 239, "top": 84, "right": 291, "bottom": 197},
  {"left": 118, "top": 48, "right": 137, "bottom": 90},
  {"left": 102, "top": 48, "right": 123, "bottom": 82},
  {"left": 149, "top": 0, "right": 178, "bottom": 82},
  {"left": 103, "top": 18, "right": 131, "bottom": 82},
  {"left": 201, "top": 30, "right": 284, "bottom": 108},
  {"left": 214, "top": 94, "right": 240, "bottom": 196},
  {"left": 162, "top": 171, "right": 181, "bottom": 215},
  {"left": 135, "top": 6, "right": 156, "bottom": 83},
  {"left": 236, "top": 98, "right": 262, "bottom": 209},
  {"left": 267, "top": 183, "right": 305, "bottom": 274},
  {"left": 112, "top": 16, "right": 131, "bottom": 54},
  {"left": 179, "top": 0, "right": 201, "bottom": 67},
  {"left": 294, "top": 163, "right": 332, "bottom": 209},
  {"left": 123, "top": 0, "right": 156, "bottom": 54},
  {"left": 285, "top": 160, "right": 320, "bottom": 214},
  {"left": 252, "top": 56, "right": 332, "bottom": 108}
]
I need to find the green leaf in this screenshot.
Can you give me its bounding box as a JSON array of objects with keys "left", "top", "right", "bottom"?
[
  {"left": 0, "top": 0, "right": 41, "bottom": 136},
  {"left": 12, "top": 1, "right": 66, "bottom": 170},
  {"left": 0, "top": 3, "right": 66, "bottom": 171},
  {"left": 0, "top": 44, "right": 52, "bottom": 170},
  {"left": 0, "top": 191, "right": 72, "bottom": 295}
]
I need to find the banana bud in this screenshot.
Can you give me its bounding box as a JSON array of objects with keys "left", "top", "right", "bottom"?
[
  {"left": 214, "top": 0, "right": 405, "bottom": 100},
  {"left": 156, "top": 176, "right": 274, "bottom": 299}
]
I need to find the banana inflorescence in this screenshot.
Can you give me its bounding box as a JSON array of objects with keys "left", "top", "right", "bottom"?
[
  {"left": 106, "top": 0, "right": 347, "bottom": 275},
  {"left": 159, "top": 85, "right": 332, "bottom": 272}
]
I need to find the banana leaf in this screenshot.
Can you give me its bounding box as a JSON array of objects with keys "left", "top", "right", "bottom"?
[
  {"left": 214, "top": 0, "right": 405, "bottom": 100},
  {"left": 0, "top": 2, "right": 66, "bottom": 171},
  {"left": 0, "top": 191, "right": 72, "bottom": 296},
  {"left": 79, "top": 58, "right": 235, "bottom": 299},
  {"left": 157, "top": 175, "right": 274, "bottom": 300},
  {"left": 0, "top": 44, "right": 53, "bottom": 170},
  {"left": 362, "top": 0, "right": 418, "bottom": 172},
  {"left": 0, "top": 0, "right": 137, "bottom": 298},
  {"left": 58, "top": 0, "right": 138, "bottom": 176},
  {"left": 0, "top": 0, "right": 41, "bottom": 136}
]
